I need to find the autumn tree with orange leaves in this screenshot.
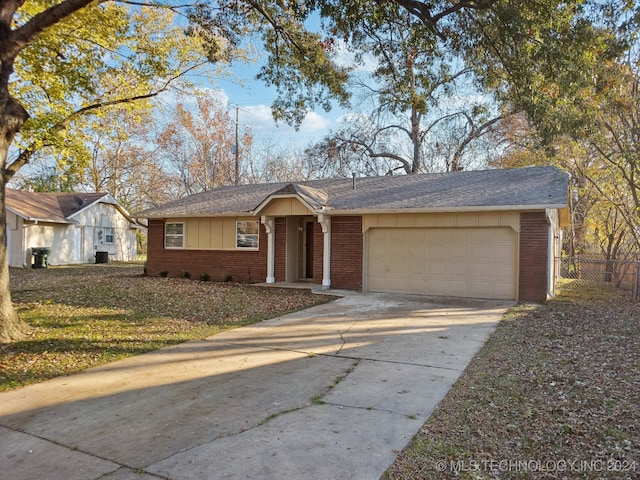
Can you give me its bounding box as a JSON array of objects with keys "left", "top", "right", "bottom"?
[{"left": 156, "top": 95, "right": 253, "bottom": 196}]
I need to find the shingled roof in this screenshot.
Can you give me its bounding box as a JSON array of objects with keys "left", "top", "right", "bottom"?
[
  {"left": 136, "top": 166, "right": 569, "bottom": 219},
  {"left": 6, "top": 189, "right": 123, "bottom": 224}
]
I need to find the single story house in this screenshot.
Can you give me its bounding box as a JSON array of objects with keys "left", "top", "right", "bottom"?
[
  {"left": 137, "top": 166, "right": 570, "bottom": 302},
  {"left": 6, "top": 189, "right": 139, "bottom": 267}
]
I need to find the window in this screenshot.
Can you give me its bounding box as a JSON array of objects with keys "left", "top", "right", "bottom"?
[
  {"left": 236, "top": 221, "right": 259, "bottom": 249},
  {"left": 165, "top": 222, "right": 184, "bottom": 248},
  {"left": 104, "top": 227, "right": 114, "bottom": 244}
]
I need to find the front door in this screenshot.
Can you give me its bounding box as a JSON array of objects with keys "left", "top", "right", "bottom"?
[{"left": 305, "top": 222, "right": 314, "bottom": 278}]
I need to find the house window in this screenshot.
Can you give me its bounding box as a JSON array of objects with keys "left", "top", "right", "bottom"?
[
  {"left": 165, "top": 222, "right": 185, "bottom": 248},
  {"left": 104, "top": 227, "right": 114, "bottom": 244},
  {"left": 236, "top": 221, "right": 259, "bottom": 249}
]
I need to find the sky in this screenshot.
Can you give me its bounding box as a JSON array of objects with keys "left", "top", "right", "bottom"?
[
  {"left": 214, "top": 76, "right": 343, "bottom": 151},
  {"left": 201, "top": 65, "right": 336, "bottom": 149},
  {"left": 204, "top": 40, "right": 363, "bottom": 153}
]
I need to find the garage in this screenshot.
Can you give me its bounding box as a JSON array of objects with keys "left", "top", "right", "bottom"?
[
  {"left": 366, "top": 227, "right": 518, "bottom": 300},
  {"left": 141, "top": 166, "right": 568, "bottom": 302}
]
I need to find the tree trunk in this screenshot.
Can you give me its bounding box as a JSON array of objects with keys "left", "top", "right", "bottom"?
[
  {"left": 0, "top": 175, "right": 27, "bottom": 342},
  {"left": 410, "top": 106, "right": 420, "bottom": 174},
  {"left": 0, "top": 0, "right": 102, "bottom": 342},
  {"left": 0, "top": 95, "right": 30, "bottom": 342}
]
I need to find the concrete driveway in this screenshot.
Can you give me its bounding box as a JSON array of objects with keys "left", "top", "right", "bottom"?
[{"left": 0, "top": 292, "right": 511, "bottom": 480}]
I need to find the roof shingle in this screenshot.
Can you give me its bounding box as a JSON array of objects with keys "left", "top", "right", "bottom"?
[
  {"left": 6, "top": 189, "right": 109, "bottom": 223},
  {"left": 136, "top": 166, "right": 569, "bottom": 218}
]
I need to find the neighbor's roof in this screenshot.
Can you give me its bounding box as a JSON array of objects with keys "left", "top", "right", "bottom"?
[
  {"left": 6, "top": 189, "right": 128, "bottom": 224},
  {"left": 136, "top": 166, "right": 569, "bottom": 219}
]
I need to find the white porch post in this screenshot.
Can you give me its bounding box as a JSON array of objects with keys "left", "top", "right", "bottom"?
[
  {"left": 261, "top": 216, "right": 275, "bottom": 284},
  {"left": 318, "top": 214, "right": 331, "bottom": 289}
]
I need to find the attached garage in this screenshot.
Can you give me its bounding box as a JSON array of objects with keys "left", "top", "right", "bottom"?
[
  {"left": 366, "top": 226, "right": 518, "bottom": 300},
  {"left": 139, "top": 166, "right": 569, "bottom": 303}
]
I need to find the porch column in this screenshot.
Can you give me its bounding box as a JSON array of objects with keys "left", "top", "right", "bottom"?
[
  {"left": 261, "top": 216, "right": 275, "bottom": 284},
  {"left": 318, "top": 214, "right": 331, "bottom": 289}
]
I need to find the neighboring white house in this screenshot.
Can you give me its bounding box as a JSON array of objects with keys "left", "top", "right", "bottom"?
[{"left": 5, "top": 189, "right": 139, "bottom": 267}]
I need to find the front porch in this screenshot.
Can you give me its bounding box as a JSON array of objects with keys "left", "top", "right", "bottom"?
[{"left": 260, "top": 214, "right": 332, "bottom": 289}]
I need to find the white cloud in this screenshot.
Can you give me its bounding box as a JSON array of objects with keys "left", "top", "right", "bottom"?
[
  {"left": 242, "top": 104, "right": 274, "bottom": 131},
  {"left": 332, "top": 39, "right": 378, "bottom": 73},
  {"left": 240, "top": 104, "right": 331, "bottom": 134},
  {"left": 158, "top": 81, "right": 342, "bottom": 148},
  {"left": 298, "top": 111, "right": 331, "bottom": 132},
  {"left": 336, "top": 111, "right": 368, "bottom": 125},
  {"left": 155, "top": 87, "right": 229, "bottom": 113}
]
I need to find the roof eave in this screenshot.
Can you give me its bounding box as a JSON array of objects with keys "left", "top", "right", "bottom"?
[
  {"left": 6, "top": 205, "right": 27, "bottom": 220},
  {"left": 320, "top": 204, "right": 568, "bottom": 215},
  {"left": 24, "top": 217, "right": 75, "bottom": 224},
  {"left": 138, "top": 211, "right": 254, "bottom": 220},
  {"left": 138, "top": 203, "right": 568, "bottom": 219}
]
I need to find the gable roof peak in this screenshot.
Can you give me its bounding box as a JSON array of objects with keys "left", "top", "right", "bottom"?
[
  {"left": 254, "top": 182, "right": 329, "bottom": 214},
  {"left": 271, "top": 183, "right": 298, "bottom": 195},
  {"left": 5, "top": 189, "right": 127, "bottom": 223}
]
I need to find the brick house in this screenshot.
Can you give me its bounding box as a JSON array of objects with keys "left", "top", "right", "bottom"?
[{"left": 137, "top": 166, "right": 569, "bottom": 302}]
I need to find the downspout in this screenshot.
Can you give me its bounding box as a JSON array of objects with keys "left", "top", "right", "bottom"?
[
  {"left": 317, "top": 213, "right": 331, "bottom": 289},
  {"left": 261, "top": 216, "right": 275, "bottom": 283},
  {"left": 546, "top": 209, "right": 555, "bottom": 300},
  {"left": 21, "top": 221, "right": 27, "bottom": 267}
]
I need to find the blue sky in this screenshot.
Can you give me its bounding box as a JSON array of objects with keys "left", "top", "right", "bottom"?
[
  {"left": 202, "top": 57, "right": 341, "bottom": 151},
  {"left": 206, "top": 15, "right": 355, "bottom": 151},
  {"left": 203, "top": 36, "right": 366, "bottom": 152}
]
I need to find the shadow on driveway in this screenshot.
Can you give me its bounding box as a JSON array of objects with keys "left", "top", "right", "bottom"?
[{"left": 0, "top": 293, "right": 511, "bottom": 480}]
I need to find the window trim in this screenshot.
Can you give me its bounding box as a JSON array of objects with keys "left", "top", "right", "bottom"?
[
  {"left": 165, "top": 222, "right": 185, "bottom": 249},
  {"left": 236, "top": 220, "right": 259, "bottom": 250},
  {"left": 104, "top": 227, "right": 115, "bottom": 244}
]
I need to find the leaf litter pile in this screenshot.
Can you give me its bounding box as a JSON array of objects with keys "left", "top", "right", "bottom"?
[
  {"left": 384, "top": 280, "right": 639, "bottom": 479},
  {"left": 1, "top": 264, "right": 335, "bottom": 391}
]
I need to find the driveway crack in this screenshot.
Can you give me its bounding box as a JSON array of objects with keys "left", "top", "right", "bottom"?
[
  {"left": 0, "top": 424, "right": 168, "bottom": 479},
  {"left": 336, "top": 319, "right": 359, "bottom": 355}
]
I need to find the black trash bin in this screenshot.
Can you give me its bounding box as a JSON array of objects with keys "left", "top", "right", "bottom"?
[
  {"left": 95, "top": 251, "right": 109, "bottom": 264},
  {"left": 32, "top": 247, "right": 52, "bottom": 268}
]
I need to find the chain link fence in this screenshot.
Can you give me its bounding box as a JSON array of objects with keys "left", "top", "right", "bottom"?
[{"left": 560, "top": 256, "right": 640, "bottom": 300}]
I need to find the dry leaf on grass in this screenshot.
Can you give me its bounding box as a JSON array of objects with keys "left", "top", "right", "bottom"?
[
  {"left": 1, "top": 265, "right": 335, "bottom": 391},
  {"left": 384, "top": 281, "right": 640, "bottom": 480}
]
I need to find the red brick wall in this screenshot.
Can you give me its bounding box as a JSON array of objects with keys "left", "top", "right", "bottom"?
[
  {"left": 519, "top": 212, "right": 549, "bottom": 303},
  {"left": 147, "top": 216, "right": 365, "bottom": 291},
  {"left": 330, "top": 216, "right": 363, "bottom": 291},
  {"left": 146, "top": 219, "right": 267, "bottom": 283}
]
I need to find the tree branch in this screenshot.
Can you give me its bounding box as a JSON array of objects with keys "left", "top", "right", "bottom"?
[
  {"left": 8, "top": 0, "right": 95, "bottom": 59},
  {"left": 389, "top": 0, "right": 498, "bottom": 36},
  {"left": 5, "top": 88, "right": 171, "bottom": 180}
]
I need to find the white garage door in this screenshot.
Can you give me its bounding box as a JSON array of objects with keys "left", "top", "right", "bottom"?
[{"left": 366, "top": 227, "right": 518, "bottom": 300}]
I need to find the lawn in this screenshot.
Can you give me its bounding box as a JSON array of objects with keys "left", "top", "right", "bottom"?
[
  {"left": 4, "top": 267, "right": 639, "bottom": 479},
  {"left": 384, "top": 280, "right": 639, "bottom": 479},
  {"left": 0, "top": 264, "right": 335, "bottom": 392}
]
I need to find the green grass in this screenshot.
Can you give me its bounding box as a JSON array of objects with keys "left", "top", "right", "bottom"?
[{"left": 1, "top": 264, "right": 335, "bottom": 391}]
